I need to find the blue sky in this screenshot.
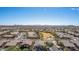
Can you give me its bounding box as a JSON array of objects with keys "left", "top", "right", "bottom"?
[{"left": 0, "top": 7, "right": 79, "bottom": 25}]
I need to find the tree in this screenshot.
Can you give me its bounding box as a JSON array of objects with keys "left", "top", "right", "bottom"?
[
  {"left": 19, "top": 44, "right": 29, "bottom": 50},
  {"left": 46, "top": 42, "right": 53, "bottom": 47},
  {"left": 34, "top": 45, "right": 48, "bottom": 51}
]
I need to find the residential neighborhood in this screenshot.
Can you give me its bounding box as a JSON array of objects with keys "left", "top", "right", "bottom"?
[{"left": 0, "top": 25, "right": 79, "bottom": 51}]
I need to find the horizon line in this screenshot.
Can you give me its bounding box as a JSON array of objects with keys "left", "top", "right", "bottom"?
[{"left": 0, "top": 24, "right": 79, "bottom": 26}]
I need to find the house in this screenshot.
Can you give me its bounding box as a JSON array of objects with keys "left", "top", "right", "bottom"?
[
  {"left": 60, "top": 40, "right": 75, "bottom": 48},
  {"left": 2, "top": 34, "right": 15, "bottom": 38},
  {"left": 0, "top": 30, "right": 10, "bottom": 35},
  {"left": 0, "top": 40, "right": 7, "bottom": 47},
  {"left": 34, "top": 40, "right": 45, "bottom": 46},
  {"left": 10, "top": 32, "right": 19, "bottom": 35},
  {"left": 5, "top": 40, "right": 17, "bottom": 47},
  {"left": 27, "top": 31, "right": 40, "bottom": 39},
  {"left": 70, "top": 39, "right": 79, "bottom": 48},
  {"left": 21, "top": 39, "right": 33, "bottom": 46}
]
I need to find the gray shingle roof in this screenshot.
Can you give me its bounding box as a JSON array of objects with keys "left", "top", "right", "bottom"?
[{"left": 60, "top": 40, "right": 75, "bottom": 47}]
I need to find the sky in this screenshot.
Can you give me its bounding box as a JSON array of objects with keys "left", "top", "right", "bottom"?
[{"left": 0, "top": 7, "right": 79, "bottom": 25}]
